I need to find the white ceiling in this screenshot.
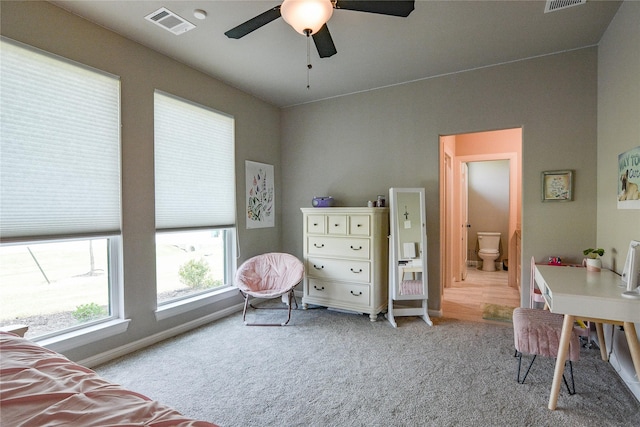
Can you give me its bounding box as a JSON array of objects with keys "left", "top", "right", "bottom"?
[{"left": 51, "top": 1, "right": 622, "bottom": 108}]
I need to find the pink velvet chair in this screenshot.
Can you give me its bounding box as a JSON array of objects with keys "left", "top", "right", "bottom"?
[
  {"left": 235, "top": 252, "right": 304, "bottom": 326},
  {"left": 513, "top": 307, "right": 580, "bottom": 395}
]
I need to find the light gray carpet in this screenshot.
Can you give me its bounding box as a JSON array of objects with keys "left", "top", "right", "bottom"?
[{"left": 95, "top": 305, "right": 640, "bottom": 427}]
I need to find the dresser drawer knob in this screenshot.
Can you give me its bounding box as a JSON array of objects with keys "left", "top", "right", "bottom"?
[
  {"left": 350, "top": 268, "right": 363, "bottom": 273},
  {"left": 314, "top": 243, "right": 325, "bottom": 248},
  {"left": 357, "top": 224, "right": 362, "bottom": 227},
  {"left": 334, "top": 224, "right": 340, "bottom": 227},
  {"left": 350, "top": 245, "right": 362, "bottom": 250},
  {"left": 313, "top": 264, "right": 324, "bottom": 270},
  {"left": 350, "top": 290, "right": 363, "bottom": 296},
  {"left": 313, "top": 285, "right": 325, "bottom": 291}
]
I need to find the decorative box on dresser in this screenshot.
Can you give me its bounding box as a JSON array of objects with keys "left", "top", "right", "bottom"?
[{"left": 300, "top": 207, "right": 389, "bottom": 321}]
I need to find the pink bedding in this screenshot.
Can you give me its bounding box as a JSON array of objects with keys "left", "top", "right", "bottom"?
[{"left": 0, "top": 332, "right": 217, "bottom": 427}]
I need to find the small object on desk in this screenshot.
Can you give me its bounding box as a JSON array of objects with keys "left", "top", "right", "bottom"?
[
  {"left": 621, "top": 239, "right": 640, "bottom": 299},
  {"left": 548, "top": 256, "right": 562, "bottom": 266}
]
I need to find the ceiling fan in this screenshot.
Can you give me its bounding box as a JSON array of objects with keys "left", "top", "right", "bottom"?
[{"left": 225, "top": 0, "right": 415, "bottom": 58}]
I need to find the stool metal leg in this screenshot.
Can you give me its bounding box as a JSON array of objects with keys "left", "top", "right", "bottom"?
[
  {"left": 516, "top": 351, "right": 576, "bottom": 395},
  {"left": 516, "top": 351, "right": 537, "bottom": 384},
  {"left": 562, "top": 361, "right": 576, "bottom": 395}
]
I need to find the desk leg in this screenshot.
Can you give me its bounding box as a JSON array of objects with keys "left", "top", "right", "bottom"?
[
  {"left": 623, "top": 322, "right": 640, "bottom": 380},
  {"left": 595, "top": 323, "right": 608, "bottom": 361},
  {"left": 548, "top": 314, "right": 575, "bottom": 410}
]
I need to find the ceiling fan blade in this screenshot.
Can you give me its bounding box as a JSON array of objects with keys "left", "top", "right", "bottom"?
[
  {"left": 312, "top": 24, "right": 337, "bottom": 58},
  {"left": 224, "top": 6, "right": 282, "bottom": 39},
  {"left": 335, "top": 1, "right": 415, "bottom": 17}
]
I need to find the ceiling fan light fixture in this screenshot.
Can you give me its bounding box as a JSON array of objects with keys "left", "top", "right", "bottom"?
[{"left": 281, "top": 0, "right": 334, "bottom": 35}]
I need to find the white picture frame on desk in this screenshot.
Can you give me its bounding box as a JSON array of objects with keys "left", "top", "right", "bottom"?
[{"left": 621, "top": 240, "right": 640, "bottom": 298}]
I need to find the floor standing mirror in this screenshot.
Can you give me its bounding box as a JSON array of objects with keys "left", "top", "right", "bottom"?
[{"left": 387, "top": 187, "right": 432, "bottom": 327}]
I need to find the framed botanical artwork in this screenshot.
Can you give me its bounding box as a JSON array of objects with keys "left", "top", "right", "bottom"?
[
  {"left": 245, "top": 161, "right": 275, "bottom": 229},
  {"left": 542, "top": 170, "right": 573, "bottom": 202}
]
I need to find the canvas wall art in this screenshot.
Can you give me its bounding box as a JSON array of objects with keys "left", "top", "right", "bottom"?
[
  {"left": 245, "top": 161, "right": 275, "bottom": 228},
  {"left": 618, "top": 146, "right": 640, "bottom": 210}
]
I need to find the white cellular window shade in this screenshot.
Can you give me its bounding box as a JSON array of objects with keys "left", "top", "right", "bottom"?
[
  {"left": 154, "top": 91, "right": 235, "bottom": 230},
  {"left": 0, "top": 38, "right": 121, "bottom": 241}
]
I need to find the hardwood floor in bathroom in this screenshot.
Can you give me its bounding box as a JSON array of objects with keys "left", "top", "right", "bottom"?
[{"left": 442, "top": 265, "right": 521, "bottom": 323}]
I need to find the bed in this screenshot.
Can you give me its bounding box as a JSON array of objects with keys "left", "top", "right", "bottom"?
[{"left": 0, "top": 331, "right": 218, "bottom": 426}]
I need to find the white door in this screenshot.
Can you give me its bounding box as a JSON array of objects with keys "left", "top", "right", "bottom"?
[{"left": 461, "top": 162, "right": 469, "bottom": 280}]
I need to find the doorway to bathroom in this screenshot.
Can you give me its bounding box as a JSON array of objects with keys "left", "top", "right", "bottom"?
[{"left": 439, "top": 128, "right": 522, "bottom": 321}]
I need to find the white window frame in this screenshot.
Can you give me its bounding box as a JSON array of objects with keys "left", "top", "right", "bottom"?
[
  {"left": 0, "top": 37, "right": 127, "bottom": 346},
  {"left": 155, "top": 228, "right": 238, "bottom": 321},
  {"left": 153, "top": 91, "right": 237, "bottom": 317}
]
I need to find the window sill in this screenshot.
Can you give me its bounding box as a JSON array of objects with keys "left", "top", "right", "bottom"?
[
  {"left": 37, "top": 318, "right": 131, "bottom": 354},
  {"left": 155, "top": 286, "right": 239, "bottom": 321}
]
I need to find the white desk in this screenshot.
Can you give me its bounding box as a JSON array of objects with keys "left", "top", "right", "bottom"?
[{"left": 534, "top": 265, "right": 640, "bottom": 410}]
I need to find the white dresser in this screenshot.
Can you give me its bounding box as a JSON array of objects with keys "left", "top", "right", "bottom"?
[{"left": 300, "top": 207, "right": 389, "bottom": 321}]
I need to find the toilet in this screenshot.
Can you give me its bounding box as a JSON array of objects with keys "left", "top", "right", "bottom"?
[{"left": 477, "top": 232, "right": 501, "bottom": 272}]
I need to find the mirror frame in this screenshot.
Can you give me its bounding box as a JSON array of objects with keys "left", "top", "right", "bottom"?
[{"left": 389, "top": 187, "right": 428, "bottom": 300}]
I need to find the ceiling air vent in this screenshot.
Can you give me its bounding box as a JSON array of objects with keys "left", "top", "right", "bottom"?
[
  {"left": 145, "top": 7, "right": 195, "bottom": 35},
  {"left": 544, "top": 0, "right": 587, "bottom": 13}
]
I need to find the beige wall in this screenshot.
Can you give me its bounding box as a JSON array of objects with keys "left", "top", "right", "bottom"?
[
  {"left": 1, "top": 1, "right": 282, "bottom": 361},
  {"left": 282, "top": 47, "right": 599, "bottom": 310},
  {"left": 596, "top": 0, "right": 640, "bottom": 396},
  {"left": 597, "top": 0, "right": 640, "bottom": 270}
]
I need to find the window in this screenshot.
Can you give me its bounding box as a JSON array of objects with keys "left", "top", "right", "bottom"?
[
  {"left": 0, "top": 238, "right": 119, "bottom": 339},
  {"left": 0, "top": 38, "right": 121, "bottom": 339},
  {"left": 154, "top": 91, "right": 235, "bottom": 305}
]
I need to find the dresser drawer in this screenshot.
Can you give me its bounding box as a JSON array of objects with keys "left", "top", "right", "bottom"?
[
  {"left": 307, "top": 257, "right": 371, "bottom": 283},
  {"left": 327, "top": 215, "right": 347, "bottom": 235},
  {"left": 307, "top": 236, "right": 370, "bottom": 259},
  {"left": 307, "top": 279, "right": 371, "bottom": 307},
  {"left": 306, "top": 215, "right": 326, "bottom": 234},
  {"left": 349, "top": 215, "right": 371, "bottom": 236}
]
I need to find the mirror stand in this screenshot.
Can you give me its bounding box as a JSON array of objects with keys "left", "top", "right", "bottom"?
[{"left": 386, "top": 187, "right": 433, "bottom": 328}]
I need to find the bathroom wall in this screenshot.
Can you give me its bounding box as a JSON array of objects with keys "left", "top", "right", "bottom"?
[{"left": 468, "top": 160, "right": 510, "bottom": 265}]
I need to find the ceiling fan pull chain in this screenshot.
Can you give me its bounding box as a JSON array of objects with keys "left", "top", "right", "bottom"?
[{"left": 305, "top": 29, "right": 312, "bottom": 89}]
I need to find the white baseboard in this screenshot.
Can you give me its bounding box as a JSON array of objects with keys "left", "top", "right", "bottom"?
[{"left": 78, "top": 302, "right": 244, "bottom": 368}]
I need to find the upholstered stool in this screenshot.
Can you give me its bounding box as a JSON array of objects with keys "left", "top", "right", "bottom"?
[{"left": 512, "top": 307, "right": 580, "bottom": 394}]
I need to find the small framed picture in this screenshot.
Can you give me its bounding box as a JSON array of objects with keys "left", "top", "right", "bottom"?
[{"left": 542, "top": 170, "right": 573, "bottom": 202}]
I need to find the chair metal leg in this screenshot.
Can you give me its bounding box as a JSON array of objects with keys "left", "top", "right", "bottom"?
[
  {"left": 242, "top": 290, "right": 297, "bottom": 326},
  {"left": 242, "top": 293, "right": 251, "bottom": 324}
]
